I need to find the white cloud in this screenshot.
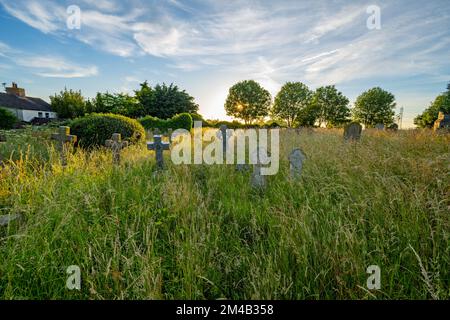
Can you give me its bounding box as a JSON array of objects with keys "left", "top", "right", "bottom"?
[{"left": 17, "top": 56, "right": 98, "bottom": 78}]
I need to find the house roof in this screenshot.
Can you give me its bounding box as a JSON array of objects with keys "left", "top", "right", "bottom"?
[{"left": 0, "top": 92, "right": 52, "bottom": 112}]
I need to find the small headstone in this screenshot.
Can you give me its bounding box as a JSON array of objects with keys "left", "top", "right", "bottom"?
[
  {"left": 167, "top": 128, "right": 173, "bottom": 143},
  {"left": 52, "top": 126, "right": 77, "bottom": 166},
  {"left": 250, "top": 147, "right": 268, "bottom": 189},
  {"left": 147, "top": 135, "right": 170, "bottom": 169},
  {"left": 344, "top": 123, "right": 362, "bottom": 142},
  {"left": 375, "top": 123, "right": 384, "bottom": 130},
  {"left": 0, "top": 214, "right": 23, "bottom": 226},
  {"left": 105, "top": 133, "right": 128, "bottom": 165},
  {"left": 236, "top": 163, "right": 251, "bottom": 172},
  {"left": 154, "top": 128, "right": 161, "bottom": 136},
  {"left": 0, "top": 134, "right": 6, "bottom": 142},
  {"left": 289, "top": 148, "right": 306, "bottom": 179}
]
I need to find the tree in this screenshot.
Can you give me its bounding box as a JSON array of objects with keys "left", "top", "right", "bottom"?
[
  {"left": 272, "top": 82, "right": 313, "bottom": 127},
  {"left": 414, "top": 82, "right": 450, "bottom": 128},
  {"left": 0, "top": 108, "right": 17, "bottom": 129},
  {"left": 135, "top": 82, "right": 198, "bottom": 119},
  {"left": 352, "top": 87, "right": 396, "bottom": 127},
  {"left": 50, "top": 88, "right": 86, "bottom": 119},
  {"left": 91, "top": 92, "right": 142, "bottom": 118},
  {"left": 225, "top": 80, "right": 271, "bottom": 124},
  {"left": 312, "top": 85, "right": 350, "bottom": 127}
]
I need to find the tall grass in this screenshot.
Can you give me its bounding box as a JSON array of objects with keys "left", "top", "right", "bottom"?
[{"left": 0, "top": 128, "right": 448, "bottom": 299}]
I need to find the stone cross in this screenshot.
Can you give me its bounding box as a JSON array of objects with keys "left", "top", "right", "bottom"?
[
  {"left": 289, "top": 148, "right": 306, "bottom": 179},
  {"left": 105, "top": 133, "right": 128, "bottom": 165},
  {"left": 250, "top": 147, "right": 268, "bottom": 189},
  {"left": 344, "top": 122, "right": 362, "bottom": 142},
  {"left": 52, "top": 126, "right": 77, "bottom": 166},
  {"left": 147, "top": 135, "right": 170, "bottom": 169}
]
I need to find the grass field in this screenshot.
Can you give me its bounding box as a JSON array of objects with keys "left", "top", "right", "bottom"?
[{"left": 0, "top": 127, "right": 449, "bottom": 299}]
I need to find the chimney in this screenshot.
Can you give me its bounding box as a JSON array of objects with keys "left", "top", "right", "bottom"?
[{"left": 5, "top": 82, "right": 26, "bottom": 97}]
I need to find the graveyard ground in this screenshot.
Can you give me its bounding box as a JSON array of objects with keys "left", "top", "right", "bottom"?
[{"left": 0, "top": 127, "right": 449, "bottom": 299}]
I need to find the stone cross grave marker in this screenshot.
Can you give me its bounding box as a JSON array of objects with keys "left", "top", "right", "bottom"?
[
  {"left": 52, "top": 126, "right": 77, "bottom": 166},
  {"left": 105, "top": 133, "right": 128, "bottom": 165},
  {"left": 147, "top": 135, "right": 170, "bottom": 169},
  {"left": 344, "top": 122, "right": 362, "bottom": 142},
  {"left": 250, "top": 147, "right": 269, "bottom": 189},
  {"left": 289, "top": 148, "right": 306, "bottom": 180},
  {"left": 375, "top": 123, "right": 384, "bottom": 130}
]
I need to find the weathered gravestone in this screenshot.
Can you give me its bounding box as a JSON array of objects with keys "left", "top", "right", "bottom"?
[
  {"left": 250, "top": 147, "right": 269, "bottom": 189},
  {"left": 375, "top": 123, "right": 385, "bottom": 130},
  {"left": 344, "top": 122, "right": 362, "bottom": 142},
  {"left": 167, "top": 128, "right": 173, "bottom": 143},
  {"left": 52, "top": 126, "right": 77, "bottom": 166},
  {"left": 147, "top": 135, "right": 170, "bottom": 169},
  {"left": 289, "top": 148, "right": 306, "bottom": 180},
  {"left": 0, "top": 134, "right": 6, "bottom": 142},
  {"left": 105, "top": 133, "right": 128, "bottom": 165},
  {"left": 0, "top": 214, "right": 23, "bottom": 227}
]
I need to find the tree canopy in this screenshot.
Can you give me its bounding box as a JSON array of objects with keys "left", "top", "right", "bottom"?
[
  {"left": 352, "top": 87, "right": 396, "bottom": 127},
  {"left": 414, "top": 83, "right": 450, "bottom": 128},
  {"left": 312, "top": 85, "right": 350, "bottom": 127},
  {"left": 225, "top": 80, "right": 271, "bottom": 124},
  {"left": 50, "top": 88, "right": 86, "bottom": 119},
  {"left": 272, "top": 82, "right": 313, "bottom": 127}
]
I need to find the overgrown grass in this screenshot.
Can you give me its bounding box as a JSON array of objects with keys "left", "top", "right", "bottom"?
[{"left": 0, "top": 128, "right": 448, "bottom": 299}]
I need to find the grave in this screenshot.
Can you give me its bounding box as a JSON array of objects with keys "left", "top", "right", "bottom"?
[
  {"left": 105, "top": 133, "right": 128, "bottom": 165},
  {"left": 52, "top": 126, "right": 77, "bottom": 166},
  {"left": 344, "top": 122, "right": 362, "bottom": 141},
  {"left": 0, "top": 134, "right": 6, "bottom": 142},
  {"left": 0, "top": 214, "right": 23, "bottom": 227},
  {"left": 147, "top": 135, "right": 170, "bottom": 169},
  {"left": 250, "top": 147, "right": 268, "bottom": 189},
  {"left": 375, "top": 123, "right": 384, "bottom": 130},
  {"left": 289, "top": 148, "right": 306, "bottom": 179}
]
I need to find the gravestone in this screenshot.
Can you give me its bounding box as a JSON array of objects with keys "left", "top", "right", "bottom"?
[
  {"left": 167, "top": 128, "right": 173, "bottom": 143},
  {"left": 154, "top": 128, "right": 161, "bottom": 136},
  {"left": 344, "top": 122, "right": 362, "bottom": 142},
  {"left": 219, "top": 125, "right": 227, "bottom": 160},
  {"left": 105, "top": 133, "right": 128, "bottom": 165},
  {"left": 236, "top": 163, "right": 251, "bottom": 172},
  {"left": 433, "top": 112, "right": 450, "bottom": 131},
  {"left": 0, "top": 134, "right": 6, "bottom": 142},
  {"left": 289, "top": 148, "right": 306, "bottom": 179},
  {"left": 375, "top": 123, "right": 384, "bottom": 130},
  {"left": 0, "top": 214, "right": 23, "bottom": 227},
  {"left": 147, "top": 135, "right": 170, "bottom": 169},
  {"left": 52, "top": 126, "right": 77, "bottom": 166},
  {"left": 250, "top": 147, "right": 269, "bottom": 189}
]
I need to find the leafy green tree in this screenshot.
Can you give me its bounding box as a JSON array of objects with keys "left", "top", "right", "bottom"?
[
  {"left": 414, "top": 83, "right": 450, "bottom": 128},
  {"left": 91, "top": 92, "right": 142, "bottom": 118},
  {"left": 312, "top": 85, "right": 350, "bottom": 127},
  {"left": 50, "top": 88, "right": 86, "bottom": 119},
  {"left": 225, "top": 80, "right": 271, "bottom": 124},
  {"left": 352, "top": 87, "right": 396, "bottom": 127},
  {"left": 0, "top": 108, "right": 17, "bottom": 129},
  {"left": 272, "top": 82, "right": 313, "bottom": 127},
  {"left": 135, "top": 82, "right": 198, "bottom": 119}
]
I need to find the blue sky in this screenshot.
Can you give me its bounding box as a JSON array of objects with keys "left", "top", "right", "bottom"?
[{"left": 0, "top": 0, "right": 449, "bottom": 127}]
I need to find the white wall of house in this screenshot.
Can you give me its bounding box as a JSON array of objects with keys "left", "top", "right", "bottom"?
[{"left": 1, "top": 107, "right": 57, "bottom": 122}]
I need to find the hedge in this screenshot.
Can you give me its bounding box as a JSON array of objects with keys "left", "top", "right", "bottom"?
[
  {"left": 139, "top": 113, "right": 193, "bottom": 131},
  {"left": 70, "top": 113, "right": 145, "bottom": 148},
  {"left": 0, "top": 108, "right": 18, "bottom": 129}
]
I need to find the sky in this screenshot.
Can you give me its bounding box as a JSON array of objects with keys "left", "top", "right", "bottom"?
[{"left": 0, "top": 0, "right": 449, "bottom": 127}]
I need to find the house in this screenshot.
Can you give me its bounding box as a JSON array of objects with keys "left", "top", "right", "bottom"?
[{"left": 0, "top": 82, "right": 57, "bottom": 122}]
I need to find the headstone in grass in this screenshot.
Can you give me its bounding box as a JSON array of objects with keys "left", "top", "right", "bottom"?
[
  {"left": 375, "top": 123, "right": 385, "bottom": 130},
  {"left": 250, "top": 147, "right": 268, "bottom": 189},
  {"left": 147, "top": 135, "right": 170, "bottom": 169},
  {"left": 105, "top": 133, "right": 129, "bottom": 165},
  {"left": 0, "top": 134, "right": 6, "bottom": 142},
  {"left": 0, "top": 214, "right": 23, "bottom": 227},
  {"left": 344, "top": 122, "right": 362, "bottom": 142},
  {"left": 289, "top": 148, "right": 306, "bottom": 180},
  {"left": 52, "top": 126, "right": 77, "bottom": 166},
  {"left": 167, "top": 128, "right": 173, "bottom": 143},
  {"left": 154, "top": 128, "right": 161, "bottom": 135}
]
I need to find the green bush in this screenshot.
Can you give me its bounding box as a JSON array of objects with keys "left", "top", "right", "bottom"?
[
  {"left": 139, "top": 113, "right": 193, "bottom": 131},
  {"left": 0, "top": 108, "right": 18, "bottom": 129},
  {"left": 70, "top": 113, "right": 145, "bottom": 148}
]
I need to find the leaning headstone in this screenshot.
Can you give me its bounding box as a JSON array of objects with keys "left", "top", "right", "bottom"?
[
  {"left": 52, "top": 126, "right": 77, "bottom": 166},
  {"left": 105, "top": 133, "right": 128, "bottom": 165},
  {"left": 0, "top": 214, "right": 23, "bottom": 226},
  {"left": 344, "top": 122, "right": 362, "bottom": 142},
  {"left": 375, "top": 123, "right": 385, "bottom": 130},
  {"left": 147, "top": 135, "right": 170, "bottom": 169},
  {"left": 289, "top": 148, "right": 306, "bottom": 179}
]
